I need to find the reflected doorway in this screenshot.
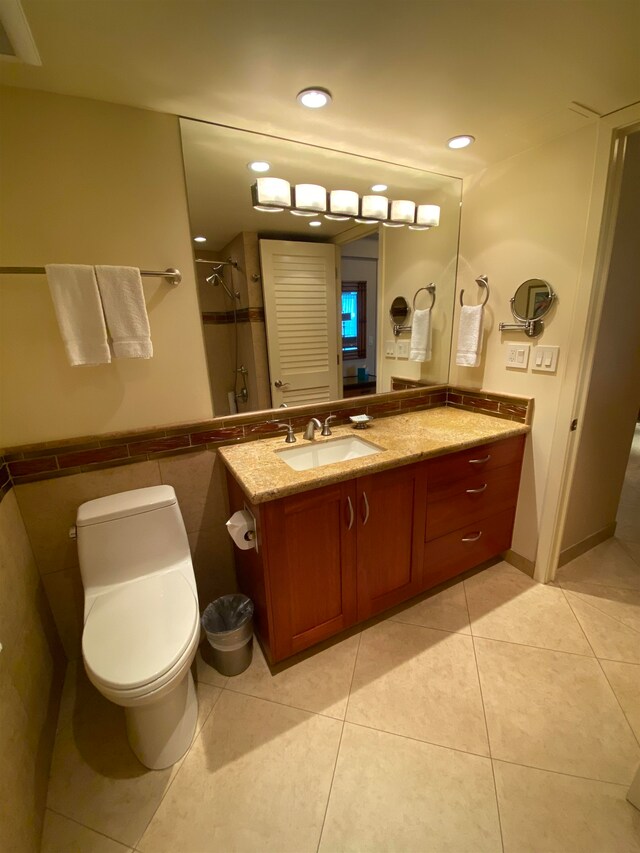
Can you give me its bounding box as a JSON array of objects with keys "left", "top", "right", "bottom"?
[{"left": 340, "top": 233, "right": 379, "bottom": 398}]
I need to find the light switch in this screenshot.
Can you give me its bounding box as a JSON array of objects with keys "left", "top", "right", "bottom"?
[
  {"left": 385, "top": 340, "right": 396, "bottom": 357},
  {"left": 396, "top": 340, "right": 409, "bottom": 359},
  {"left": 532, "top": 345, "right": 559, "bottom": 373},
  {"left": 505, "top": 342, "right": 530, "bottom": 370}
]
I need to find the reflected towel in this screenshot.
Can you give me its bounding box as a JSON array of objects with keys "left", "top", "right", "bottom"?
[
  {"left": 410, "top": 308, "right": 431, "bottom": 362},
  {"left": 455, "top": 305, "right": 484, "bottom": 367},
  {"left": 95, "top": 265, "right": 153, "bottom": 359},
  {"left": 45, "top": 264, "right": 111, "bottom": 366}
]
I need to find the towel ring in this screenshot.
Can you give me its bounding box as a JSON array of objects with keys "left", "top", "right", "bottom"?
[
  {"left": 460, "top": 274, "right": 489, "bottom": 308},
  {"left": 413, "top": 283, "right": 436, "bottom": 311}
]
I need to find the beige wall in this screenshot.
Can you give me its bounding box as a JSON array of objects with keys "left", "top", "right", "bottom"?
[
  {"left": 0, "top": 87, "right": 213, "bottom": 447},
  {"left": 561, "top": 130, "right": 640, "bottom": 550},
  {"left": 450, "top": 124, "right": 599, "bottom": 564},
  {"left": 378, "top": 184, "right": 461, "bottom": 392},
  {"left": 0, "top": 490, "right": 64, "bottom": 851},
  {"left": 15, "top": 450, "right": 237, "bottom": 660}
]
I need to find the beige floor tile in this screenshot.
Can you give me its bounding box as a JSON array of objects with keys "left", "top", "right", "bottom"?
[
  {"left": 41, "top": 810, "right": 132, "bottom": 852},
  {"left": 557, "top": 538, "right": 640, "bottom": 590},
  {"left": 346, "top": 620, "right": 489, "bottom": 755},
  {"left": 227, "top": 633, "right": 359, "bottom": 719},
  {"left": 564, "top": 594, "right": 640, "bottom": 664},
  {"left": 622, "top": 539, "right": 640, "bottom": 564},
  {"left": 195, "top": 644, "right": 229, "bottom": 688},
  {"left": 389, "top": 577, "right": 471, "bottom": 633},
  {"left": 475, "top": 638, "right": 640, "bottom": 783},
  {"left": 494, "top": 760, "right": 640, "bottom": 853},
  {"left": 600, "top": 659, "right": 640, "bottom": 741},
  {"left": 560, "top": 580, "right": 640, "bottom": 632},
  {"left": 319, "top": 723, "right": 501, "bottom": 853},
  {"left": 46, "top": 663, "right": 220, "bottom": 847},
  {"left": 616, "top": 504, "right": 640, "bottom": 544},
  {"left": 138, "top": 691, "right": 342, "bottom": 853},
  {"left": 464, "top": 562, "right": 592, "bottom": 654}
]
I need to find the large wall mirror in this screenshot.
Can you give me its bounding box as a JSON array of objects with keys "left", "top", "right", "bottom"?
[{"left": 180, "top": 118, "right": 462, "bottom": 416}]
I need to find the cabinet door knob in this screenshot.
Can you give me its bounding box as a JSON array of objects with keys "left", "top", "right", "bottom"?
[
  {"left": 461, "top": 531, "right": 482, "bottom": 542},
  {"left": 469, "top": 455, "right": 491, "bottom": 464},
  {"left": 346, "top": 496, "right": 354, "bottom": 530},
  {"left": 362, "top": 491, "right": 370, "bottom": 525},
  {"left": 466, "top": 484, "right": 488, "bottom": 494}
]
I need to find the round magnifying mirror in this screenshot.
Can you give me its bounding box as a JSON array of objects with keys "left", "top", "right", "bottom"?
[
  {"left": 389, "top": 296, "right": 409, "bottom": 326},
  {"left": 512, "top": 278, "right": 555, "bottom": 322}
]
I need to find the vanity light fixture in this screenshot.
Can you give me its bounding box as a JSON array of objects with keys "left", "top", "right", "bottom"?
[
  {"left": 309, "top": 220, "right": 322, "bottom": 227},
  {"left": 193, "top": 236, "right": 207, "bottom": 242},
  {"left": 370, "top": 183, "right": 388, "bottom": 192},
  {"left": 251, "top": 177, "right": 291, "bottom": 211},
  {"left": 248, "top": 161, "right": 271, "bottom": 173},
  {"left": 447, "top": 134, "right": 475, "bottom": 149},
  {"left": 297, "top": 87, "right": 332, "bottom": 109},
  {"left": 249, "top": 180, "right": 440, "bottom": 232}
]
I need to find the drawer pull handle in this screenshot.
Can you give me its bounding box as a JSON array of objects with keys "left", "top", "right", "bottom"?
[
  {"left": 462, "top": 531, "right": 483, "bottom": 542},
  {"left": 362, "top": 491, "right": 370, "bottom": 525},
  {"left": 466, "top": 484, "right": 488, "bottom": 494},
  {"left": 469, "top": 455, "right": 491, "bottom": 464},
  {"left": 346, "top": 496, "right": 354, "bottom": 530}
]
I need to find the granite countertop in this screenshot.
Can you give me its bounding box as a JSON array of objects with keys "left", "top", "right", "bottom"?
[{"left": 219, "top": 406, "right": 530, "bottom": 504}]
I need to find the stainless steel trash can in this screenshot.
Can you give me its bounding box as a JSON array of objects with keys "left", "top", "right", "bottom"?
[{"left": 201, "top": 594, "right": 254, "bottom": 676}]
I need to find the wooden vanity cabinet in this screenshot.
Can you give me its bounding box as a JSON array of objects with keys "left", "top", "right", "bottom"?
[
  {"left": 226, "top": 434, "right": 525, "bottom": 664},
  {"left": 227, "top": 463, "right": 425, "bottom": 663},
  {"left": 422, "top": 435, "right": 526, "bottom": 590}
]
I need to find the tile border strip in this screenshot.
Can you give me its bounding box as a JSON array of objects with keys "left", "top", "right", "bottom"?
[{"left": 0, "top": 385, "right": 532, "bottom": 493}]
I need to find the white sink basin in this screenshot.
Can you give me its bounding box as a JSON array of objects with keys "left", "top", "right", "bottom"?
[{"left": 276, "top": 436, "right": 382, "bottom": 472}]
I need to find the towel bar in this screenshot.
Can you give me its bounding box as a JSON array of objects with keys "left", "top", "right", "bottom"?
[{"left": 0, "top": 266, "right": 182, "bottom": 285}]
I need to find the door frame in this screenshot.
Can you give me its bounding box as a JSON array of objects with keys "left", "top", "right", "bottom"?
[{"left": 535, "top": 103, "right": 640, "bottom": 583}]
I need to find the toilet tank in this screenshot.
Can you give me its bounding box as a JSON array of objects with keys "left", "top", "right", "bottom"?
[{"left": 76, "top": 486, "right": 191, "bottom": 592}]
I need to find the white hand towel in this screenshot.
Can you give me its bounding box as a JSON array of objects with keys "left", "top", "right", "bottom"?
[
  {"left": 95, "top": 266, "right": 153, "bottom": 359},
  {"left": 410, "top": 308, "right": 432, "bottom": 362},
  {"left": 45, "top": 264, "right": 111, "bottom": 366},
  {"left": 455, "top": 304, "right": 484, "bottom": 367}
]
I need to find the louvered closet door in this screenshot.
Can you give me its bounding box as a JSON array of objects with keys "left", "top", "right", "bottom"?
[{"left": 260, "top": 240, "right": 340, "bottom": 407}]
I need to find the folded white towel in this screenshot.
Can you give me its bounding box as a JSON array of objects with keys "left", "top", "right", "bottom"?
[
  {"left": 455, "top": 305, "right": 484, "bottom": 367},
  {"left": 95, "top": 266, "right": 153, "bottom": 359},
  {"left": 410, "top": 308, "right": 432, "bottom": 362},
  {"left": 45, "top": 264, "right": 111, "bottom": 366}
]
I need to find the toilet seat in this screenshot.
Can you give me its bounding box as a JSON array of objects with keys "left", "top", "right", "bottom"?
[{"left": 83, "top": 571, "right": 198, "bottom": 692}]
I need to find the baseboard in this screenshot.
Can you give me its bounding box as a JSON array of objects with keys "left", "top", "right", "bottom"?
[
  {"left": 502, "top": 549, "right": 536, "bottom": 578},
  {"left": 558, "top": 522, "right": 617, "bottom": 567}
]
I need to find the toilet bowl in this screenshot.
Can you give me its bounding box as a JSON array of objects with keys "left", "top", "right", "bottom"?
[{"left": 76, "top": 485, "right": 201, "bottom": 770}]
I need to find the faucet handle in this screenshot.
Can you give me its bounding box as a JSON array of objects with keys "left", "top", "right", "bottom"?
[
  {"left": 322, "top": 415, "right": 336, "bottom": 436},
  {"left": 274, "top": 422, "right": 296, "bottom": 443}
]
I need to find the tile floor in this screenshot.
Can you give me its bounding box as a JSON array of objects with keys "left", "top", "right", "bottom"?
[{"left": 41, "top": 429, "right": 640, "bottom": 852}]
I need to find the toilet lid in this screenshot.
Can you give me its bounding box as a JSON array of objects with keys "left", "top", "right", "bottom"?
[{"left": 83, "top": 572, "right": 198, "bottom": 690}]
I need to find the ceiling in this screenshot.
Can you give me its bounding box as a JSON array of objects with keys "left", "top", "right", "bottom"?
[{"left": 0, "top": 0, "right": 638, "bottom": 177}]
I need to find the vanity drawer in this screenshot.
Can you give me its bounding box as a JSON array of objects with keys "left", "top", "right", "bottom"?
[
  {"left": 425, "top": 463, "right": 522, "bottom": 541},
  {"left": 426, "top": 435, "right": 525, "bottom": 503},
  {"left": 422, "top": 508, "right": 516, "bottom": 589}
]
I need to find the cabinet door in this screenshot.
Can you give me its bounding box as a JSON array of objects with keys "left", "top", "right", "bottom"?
[
  {"left": 263, "top": 481, "right": 357, "bottom": 661},
  {"left": 356, "top": 464, "right": 426, "bottom": 621}
]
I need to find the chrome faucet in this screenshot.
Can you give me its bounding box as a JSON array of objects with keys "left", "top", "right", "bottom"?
[
  {"left": 303, "top": 418, "right": 322, "bottom": 441},
  {"left": 321, "top": 415, "right": 336, "bottom": 436},
  {"left": 273, "top": 422, "right": 296, "bottom": 443}
]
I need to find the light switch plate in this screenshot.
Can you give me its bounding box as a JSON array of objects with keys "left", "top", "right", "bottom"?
[
  {"left": 505, "top": 342, "right": 530, "bottom": 370},
  {"left": 385, "top": 340, "right": 396, "bottom": 358},
  {"left": 396, "top": 340, "right": 409, "bottom": 359},
  {"left": 532, "top": 345, "right": 559, "bottom": 373}
]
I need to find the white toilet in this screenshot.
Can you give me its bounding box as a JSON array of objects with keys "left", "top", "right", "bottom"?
[{"left": 76, "top": 485, "right": 201, "bottom": 770}]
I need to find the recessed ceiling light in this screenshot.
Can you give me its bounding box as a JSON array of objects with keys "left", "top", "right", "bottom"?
[
  {"left": 193, "top": 236, "right": 207, "bottom": 242},
  {"left": 248, "top": 161, "right": 271, "bottom": 173},
  {"left": 297, "top": 87, "right": 332, "bottom": 109},
  {"left": 370, "top": 184, "right": 387, "bottom": 192},
  {"left": 447, "top": 135, "right": 475, "bottom": 149},
  {"left": 309, "top": 220, "right": 322, "bottom": 227}
]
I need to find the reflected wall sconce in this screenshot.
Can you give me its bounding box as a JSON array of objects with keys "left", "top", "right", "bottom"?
[{"left": 250, "top": 180, "right": 440, "bottom": 231}]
